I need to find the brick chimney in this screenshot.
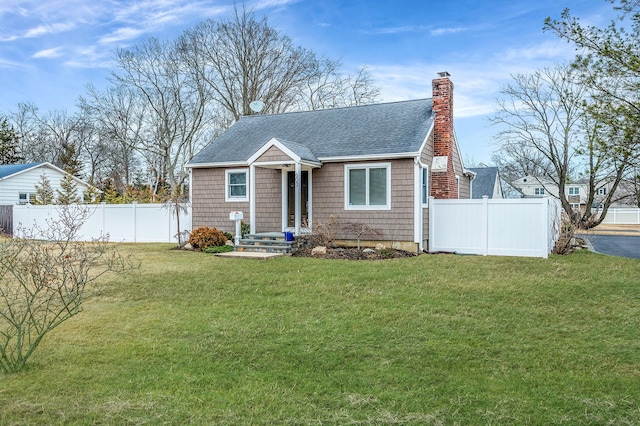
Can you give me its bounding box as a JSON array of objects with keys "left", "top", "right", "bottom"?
[{"left": 431, "top": 71, "right": 458, "bottom": 199}]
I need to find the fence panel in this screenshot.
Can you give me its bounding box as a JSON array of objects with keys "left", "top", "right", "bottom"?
[
  {"left": 0, "top": 205, "right": 13, "bottom": 235},
  {"left": 429, "top": 197, "right": 560, "bottom": 258},
  {"left": 12, "top": 204, "right": 192, "bottom": 243},
  {"left": 602, "top": 208, "right": 640, "bottom": 225}
]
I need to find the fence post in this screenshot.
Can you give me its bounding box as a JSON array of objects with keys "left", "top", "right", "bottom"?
[
  {"left": 428, "top": 197, "right": 435, "bottom": 252},
  {"left": 133, "top": 202, "right": 137, "bottom": 243},
  {"left": 481, "top": 196, "right": 489, "bottom": 256}
]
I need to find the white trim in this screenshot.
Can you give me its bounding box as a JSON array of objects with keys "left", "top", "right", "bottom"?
[
  {"left": 413, "top": 160, "right": 422, "bottom": 251},
  {"left": 308, "top": 168, "right": 313, "bottom": 227},
  {"left": 186, "top": 161, "right": 247, "bottom": 168},
  {"left": 225, "top": 168, "right": 249, "bottom": 202},
  {"left": 421, "top": 164, "right": 429, "bottom": 207},
  {"left": 250, "top": 165, "right": 256, "bottom": 234},
  {"left": 344, "top": 162, "right": 391, "bottom": 211},
  {"left": 455, "top": 175, "right": 460, "bottom": 199},
  {"left": 247, "top": 137, "right": 301, "bottom": 164},
  {"left": 320, "top": 152, "right": 417, "bottom": 162},
  {"left": 281, "top": 170, "right": 288, "bottom": 231},
  {"left": 416, "top": 121, "right": 435, "bottom": 157}
]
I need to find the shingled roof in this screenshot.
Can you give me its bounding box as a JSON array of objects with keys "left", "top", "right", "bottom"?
[
  {"left": 0, "top": 163, "right": 43, "bottom": 180},
  {"left": 469, "top": 167, "right": 500, "bottom": 199},
  {"left": 188, "top": 99, "right": 434, "bottom": 166}
]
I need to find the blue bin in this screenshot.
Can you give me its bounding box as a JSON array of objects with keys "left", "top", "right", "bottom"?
[{"left": 284, "top": 231, "right": 294, "bottom": 241}]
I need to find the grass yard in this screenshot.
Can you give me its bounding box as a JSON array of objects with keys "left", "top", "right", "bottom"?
[{"left": 1, "top": 245, "right": 639, "bottom": 425}]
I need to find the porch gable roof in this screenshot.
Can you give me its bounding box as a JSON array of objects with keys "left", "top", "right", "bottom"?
[
  {"left": 248, "top": 137, "right": 320, "bottom": 166},
  {"left": 188, "top": 98, "right": 434, "bottom": 167}
]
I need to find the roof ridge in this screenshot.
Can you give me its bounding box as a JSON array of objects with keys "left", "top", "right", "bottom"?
[{"left": 239, "top": 98, "right": 432, "bottom": 120}]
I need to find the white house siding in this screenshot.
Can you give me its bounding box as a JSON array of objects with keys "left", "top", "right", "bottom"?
[{"left": 0, "top": 165, "right": 88, "bottom": 205}]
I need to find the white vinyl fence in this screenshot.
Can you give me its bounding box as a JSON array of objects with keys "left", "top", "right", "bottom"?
[
  {"left": 601, "top": 208, "right": 640, "bottom": 225},
  {"left": 429, "top": 197, "right": 561, "bottom": 258},
  {"left": 13, "top": 203, "right": 191, "bottom": 243}
]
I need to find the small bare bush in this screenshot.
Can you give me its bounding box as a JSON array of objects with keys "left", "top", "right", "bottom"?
[
  {"left": 0, "top": 205, "right": 135, "bottom": 373},
  {"left": 552, "top": 213, "right": 576, "bottom": 255},
  {"left": 310, "top": 215, "right": 340, "bottom": 246},
  {"left": 342, "top": 222, "right": 383, "bottom": 249}
]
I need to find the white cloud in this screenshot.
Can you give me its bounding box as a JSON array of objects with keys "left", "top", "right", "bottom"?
[
  {"left": 23, "top": 22, "right": 76, "bottom": 38},
  {"left": 430, "top": 27, "right": 465, "bottom": 36},
  {"left": 99, "top": 27, "right": 145, "bottom": 44},
  {"left": 32, "top": 47, "right": 64, "bottom": 59}
]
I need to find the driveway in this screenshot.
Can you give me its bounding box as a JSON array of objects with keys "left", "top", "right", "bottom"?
[
  {"left": 585, "top": 234, "right": 640, "bottom": 259},
  {"left": 580, "top": 231, "right": 640, "bottom": 259}
]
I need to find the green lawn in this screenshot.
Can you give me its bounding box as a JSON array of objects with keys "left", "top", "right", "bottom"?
[{"left": 1, "top": 245, "right": 639, "bottom": 425}]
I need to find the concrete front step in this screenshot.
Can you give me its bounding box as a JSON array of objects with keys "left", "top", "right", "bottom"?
[{"left": 237, "top": 232, "right": 296, "bottom": 253}]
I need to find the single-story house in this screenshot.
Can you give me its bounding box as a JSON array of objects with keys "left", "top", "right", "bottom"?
[
  {"left": 469, "top": 167, "right": 503, "bottom": 199},
  {"left": 187, "top": 72, "right": 474, "bottom": 252},
  {"left": 0, "top": 162, "right": 92, "bottom": 205}
]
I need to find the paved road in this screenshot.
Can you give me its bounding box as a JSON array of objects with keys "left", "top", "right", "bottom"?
[{"left": 583, "top": 234, "right": 640, "bottom": 259}]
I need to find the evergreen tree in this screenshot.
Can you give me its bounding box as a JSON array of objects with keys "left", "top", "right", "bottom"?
[
  {"left": 33, "top": 172, "right": 55, "bottom": 205},
  {"left": 58, "top": 142, "right": 82, "bottom": 176},
  {"left": 56, "top": 174, "right": 80, "bottom": 204},
  {"left": 0, "top": 117, "right": 23, "bottom": 164}
]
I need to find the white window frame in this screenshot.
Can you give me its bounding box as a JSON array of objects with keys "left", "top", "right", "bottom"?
[
  {"left": 568, "top": 187, "right": 580, "bottom": 195},
  {"left": 455, "top": 175, "right": 460, "bottom": 199},
  {"left": 535, "top": 187, "right": 545, "bottom": 195},
  {"left": 344, "top": 162, "right": 391, "bottom": 210},
  {"left": 225, "top": 169, "right": 249, "bottom": 202},
  {"left": 421, "top": 166, "right": 429, "bottom": 206},
  {"left": 18, "top": 193, "right": 35, "bottom": 205},
  {"left": 596, "top": 187, "right": 607, "bottom": 196}
]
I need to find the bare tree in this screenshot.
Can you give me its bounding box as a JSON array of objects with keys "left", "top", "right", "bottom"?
[
  {"left": 111, "top": 37, "right": 211, "bottom": 196},
  {"left": 180, "top": 6, "right": 318, "bottom": 120},
  {"left": 79, "top": 85, "right": 145, "bottom": 189},
  {"left": 491, "top": 65, "right": 631, "bottom": 229},
  {"left": 0, "top": 205, "right": 134, "bottom": 373}
]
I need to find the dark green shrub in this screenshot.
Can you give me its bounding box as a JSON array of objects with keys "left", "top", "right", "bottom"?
[
  {"left": 204, "top": 245, "right": 234, "bottom": 254},
  {"left": 241, "top": 221, "right": 250, "bottom": 237},
  {"left": 379, "top": 248, "right": 395, "bottom": 259},
  {"left": 223, "top": 231, "right": 233, "bottom": 242},
  {"left": 189, "top": 226, "right": 227, "bottom": 250}
]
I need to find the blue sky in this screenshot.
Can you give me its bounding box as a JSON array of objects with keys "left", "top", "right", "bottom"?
[{"left": 0, "top": 0, "right": 616, "bottom": 164}]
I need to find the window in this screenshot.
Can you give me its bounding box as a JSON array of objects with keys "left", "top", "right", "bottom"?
[
  {"left": 18, "top": 193, "right": 35, "bottom": 205},
  {"left": 225, "top": 169, "right": 248, "bottom": 202},
  {"left": 455, "top": 175, "right": 460, "bottom": 199},
  {"left": 597, "top": 187, "right": 607, "bottom": 196},
  {"left": 534, "top": 187, "right": 545, "bottom": 195},
  {"left": 345, "top": 163, "right": 390, "bottom": 210},
  {"left": 421, "top": 167, "right": 428, "bottom": 204},
  {"left": 568, "top": 187, "right": 579, "bottom": 195}
]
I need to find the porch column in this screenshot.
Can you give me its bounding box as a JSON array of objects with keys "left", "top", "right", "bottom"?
[
  {"left": 250, "top": 164, "right": 256, "bottom": 234},
  {"left": 295, "top": 162, "right": 302, "bottom": 234}
]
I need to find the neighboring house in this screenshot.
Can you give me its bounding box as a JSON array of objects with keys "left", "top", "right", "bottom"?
[
  {"left": 510, "top": 175, "right": 611, "bottom": 208},
  {"left": 187, "top": 72, "right": 474, "bottom": 252},
  {"left": 0, "top": 162, "right": 92, "bottom": 205},
  {"left": 469, "top": 167, "right": 503, "bottom": 199}
]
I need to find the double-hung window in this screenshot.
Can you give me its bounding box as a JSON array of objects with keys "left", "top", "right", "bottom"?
[
  {"left": 534, "top": 187, "right": 545, "bottom": 195},
  {"left": 225, "top": 169, "right": 248, "bottom": 202},
  {"left": 568, "top": 187, "right": 579, "bottom": 195},
  {"left": 345, "top": 163, "right": 391, "bottom": 210}
]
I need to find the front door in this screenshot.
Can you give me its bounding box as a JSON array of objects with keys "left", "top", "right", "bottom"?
[{"left": 287, "top": 170, "right": 308, "bottom": 227}]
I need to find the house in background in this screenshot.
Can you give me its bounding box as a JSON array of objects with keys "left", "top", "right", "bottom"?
[
  {"left": 0, "top": 162, "right": 92, "bottom": 205},
  {"left": 468, "top": 166, "right": 503, "bottom": 199},
  {"left": 510, "top": 175, "right": 611, "bottom": 208},
  {"left": 187, "top": 72, "right": 474, "bottom": 252}
]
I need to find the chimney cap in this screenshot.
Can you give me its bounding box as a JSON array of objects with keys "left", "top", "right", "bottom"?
[{"left": 437, "top": 71, "right": 451, "bottom": 78}]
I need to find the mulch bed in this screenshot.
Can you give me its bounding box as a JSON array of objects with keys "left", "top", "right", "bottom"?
[{"left": 292, "top": 247, "right": 418, "bottom": 260}]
